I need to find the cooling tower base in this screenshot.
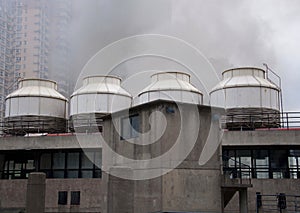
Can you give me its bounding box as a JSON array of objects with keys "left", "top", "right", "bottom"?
[
  {"left": 224, "top": 108, "right": 281, "bottom": 130},
  {"left": 4, "top": 116, "right": 67, "bottom": 135}
]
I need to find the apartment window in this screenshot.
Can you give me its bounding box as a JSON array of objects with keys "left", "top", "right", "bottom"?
[
  {"left": 71, "top": 191, "right": 80, "bottom": 205},
  {"left": 121, "top": 114, "right": 140, "bottom": 140},
  {"left": 58, "top": 191, "right": 68, "bottom": 205}
]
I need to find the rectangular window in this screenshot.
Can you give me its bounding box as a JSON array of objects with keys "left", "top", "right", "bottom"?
[
  {"left": 289, "top": 150, "right": 300, "bottom": 179},
  {"left": 58, "top": 191, "right": 68, "bottom": 205},
  {"left": 253, "top": 150, "right": 269, "bottom": 179},
  {"left": 270, "top": 150, "right": 288, "bottom": 179},
  {"left": 121, "top": 114, "right": 140, "bottom": 140},
  {"left": 53, "top": 152, "right": 65, "bottom": 178},
  {"left": 66, "top": 152, "right": 79, "bottom": 178},
  {"left": 53, "top": 153, "right": 65, "bottom": 169},
  {"left": 71, "top": 191, "right": 80, "bottom": 205}
]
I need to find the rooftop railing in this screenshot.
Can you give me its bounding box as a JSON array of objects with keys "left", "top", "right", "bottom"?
[
  {"left": 223, "top": 111, "right": 300, "bottom": 130},
  {"left": 256, "top": 193, "right": 300, "bottom": 213}
]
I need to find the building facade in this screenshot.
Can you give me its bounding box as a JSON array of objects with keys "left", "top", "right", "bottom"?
[
  {"left": 0, "top": 0, "right": 73, "bottom": 122},
  {"left": 0, "top": 99, "right": 299, "bottom": 212}
]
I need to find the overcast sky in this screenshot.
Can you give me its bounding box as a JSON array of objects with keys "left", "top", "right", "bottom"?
[{"left": 69, "top": 0, "right": 300, "bottom": 110}]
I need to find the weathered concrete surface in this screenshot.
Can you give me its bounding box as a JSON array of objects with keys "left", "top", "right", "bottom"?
[
  {"left": 108, "top": 167, "right": 134, "bottom": 213},
  {"left": 103, "top": 102, "right": 223, "bottom": 213},
  {"left": 0, "top": 134, "right": 102, "bottom": 150},
  {"left": 0, "top": 178, "right": 104, "bottom": 213},
  {"left": 162, "top": 168, "right": 222, "bottom": 213},
  {"left": 222, "top": 129, "right": 300, "bottom": 146},
  {"left": 26, "top": 173, "right": 46, "bottom": 213},
  {"left": 133, "top": 177, "right": 162, "bottom": 213}
]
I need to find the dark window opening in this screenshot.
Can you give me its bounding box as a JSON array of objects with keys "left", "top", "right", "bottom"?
[
  {"left": 58, "top": 191, "right": 68, "bottom": 205},
  {"left": 121, "top": 114, "right": 140, "bottom": 140},
  {"left": 71, "top": 191, "right": 80, "bottom": 205}
]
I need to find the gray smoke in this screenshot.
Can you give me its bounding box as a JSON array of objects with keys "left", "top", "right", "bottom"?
[{"left": 67, "top": 0, "right": 300, "bottom": 109}]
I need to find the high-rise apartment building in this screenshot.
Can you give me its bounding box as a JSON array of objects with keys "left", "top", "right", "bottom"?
[
  {"left": 15, "top": 0, "right": 50, "bottom": 80},
  {"left": 0, "top": 0, "right": 73, "bottom": 121},
  {"left": 0, "top": 0, "right": 18, "bottom": 120},
  {"left": 48, "top": 0, "right": 73, "bottom": 97}
]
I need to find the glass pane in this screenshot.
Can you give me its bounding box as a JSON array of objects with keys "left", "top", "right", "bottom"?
[
  {"left": 253, "top": 150, "right": 269, "bottom": 179},
  {"left": 40, "top": 153, "right": 51, "bottom": 169},
  {"left": 67, "top": 153, "right": 79, "bottom": 169},
  {"left": 26, "top": 160, "right": 35, "bottom": 170},
  {"left": 256, "top": 170, "right": 269, "bottom": 179},
  {"left": 273, "top": 172, "right": 284, "bottom": 179},
  {"left": 270, "top": 150, "right": 288, "bottom": 169},
  {"left": 53, "top": 153, "right": 65, "bottom": 169},
  {"left": 53, "top": 171, "right": 64, "bottom": 178},
  {"left": 9, "top": 161, "right": 14, "bottom": 170},
  {"left": 58, "top": 191, "right": 68, "bottom": 205},
  {"left": 94, "top": 170, "right": 102, "bottom": 178},
  {"left": 4, "top": 161, "right": 8, "bottom": 171},
  {"left": 130, "top": 115, "right": 139, "bottom": 138},
  {"left": 94, "top": 151, "right": 102, "bottom": 169},
  {"left": 67, "top": 171, "right": 78, "bottom": 178},
  {"left": 81, "top": 170, "right": 93, "bottom": 178},
  {"left": 14, "top": 163, "right": 22, "bottom": 170},
  {"left": 81, "top": 153, "right": 93, "bottom": 169},
  {"left": 71, "top": 191, "right": 80, "bottom": 205},
  {"left": 253, "top": 150, "right": 269, "bottom": 168},
  {"left": 121, "top": 117, "right": 131, "bottom": 139}
]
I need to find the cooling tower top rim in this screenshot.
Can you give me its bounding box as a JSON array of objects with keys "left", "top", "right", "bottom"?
[
  {"left": 150, "top": 71, "right": 191, "bottom": 78},
  {"left": 222, "top": 67, "right": 265, "bottom": 76},
  {"left": 83, "top": 75, "right": 122, "bottom": 81},
  {"left": 18, "top": 78, "right": 57, "bottom": 88}
]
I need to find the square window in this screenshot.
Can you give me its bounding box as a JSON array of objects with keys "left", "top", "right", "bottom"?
[
  {"left": 71, "top": 191, "right": 80, "bottom": 205},
  {"left": 121, "top": 114, "right": 140, "bottom": 140},
  {"left": 58, "top": 191, "right": 67, "bottom": 205}
]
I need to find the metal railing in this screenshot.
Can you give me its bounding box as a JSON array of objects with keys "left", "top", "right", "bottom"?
[
  {"left": 223, "top": 111, "right": 300, "bottom": 130},
  {"left": 256, "top": 193, "right": 300, "bottom": 213},
  {"left": 222, "top": 155, "right": 252, "bottom": 187}
]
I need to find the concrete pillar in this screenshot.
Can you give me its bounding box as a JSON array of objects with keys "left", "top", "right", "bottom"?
[
  {"left": 108, "top": 167, "right": 133, "bottom": 213},
  {"left": 26, "top": 172, "right": 46, "bottom": 213},
  {"left": 239, "top": 189, "right": 248, "bottom": 213}
]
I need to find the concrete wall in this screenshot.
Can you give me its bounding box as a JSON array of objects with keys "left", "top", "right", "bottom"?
[
  {"left": 163, "top": 169, "right": 222, "bottom": 212},
  {"left": 103, "top": 101, "right": 223, "bottom": 213},
  {"left": 0, "top": 134, "right": 102, "bottom": 151},
  {"left": 0, "top": 178, "right": 105, "bottom": 213}
]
